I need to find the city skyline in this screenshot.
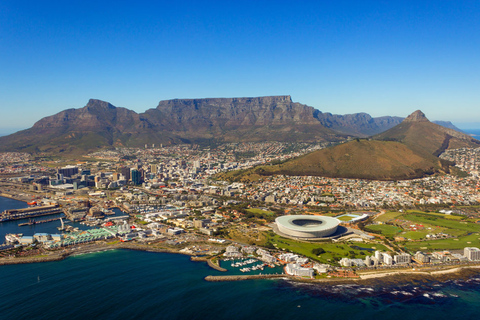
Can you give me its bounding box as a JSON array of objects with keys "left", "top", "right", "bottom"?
[{"left": 1, "top": 0, "right": 479, "bottom": 133}]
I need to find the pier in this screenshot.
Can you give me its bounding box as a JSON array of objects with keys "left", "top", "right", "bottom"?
[
  {"left": 18, "top": 217, "right": 63, "bottom": 226},
  {"left": 1, "top": 205, "right": 62, "bottom": 222}
]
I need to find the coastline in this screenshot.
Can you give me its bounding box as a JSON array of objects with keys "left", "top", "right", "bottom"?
[
  {"left": 0, "top": 193, "right": 30, "bottom": 204},
  {"left": 2, "top": 242, "right": 480, "bottom": 286}
]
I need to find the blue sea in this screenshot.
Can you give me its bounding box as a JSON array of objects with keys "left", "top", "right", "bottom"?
[
  {"left": 462, "top": 129, "right": 480, "bottom": 138},
  {"left": 1, "top": 196, "right": 480, "bottom": 319}
]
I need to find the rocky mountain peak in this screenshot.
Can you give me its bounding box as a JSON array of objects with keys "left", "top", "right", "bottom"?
[
  {"left": 403, "top": 110, "right": 429, "bottom": 122},
  {"left": 86, "top": 99, "right": 116, "bottom": 110}
]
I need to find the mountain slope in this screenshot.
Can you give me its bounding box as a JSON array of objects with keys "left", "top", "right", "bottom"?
[
  {"left": 0, "top": 97, "right": 345, "bottom": 154},
  {"left": 0, "top": 99, "right": 173, "bottom": 154},
  {"left": 374, "top": 110, "right": 480, "bottom": 156},
  {"left": 223, "top": 110, "right": 478, "bottom": 181},
  {"left": 223, "top": 139, "right": 450, "bottom": 181},
  {"left": 316, "top": 112, "right": 403, "bottom": 136}
]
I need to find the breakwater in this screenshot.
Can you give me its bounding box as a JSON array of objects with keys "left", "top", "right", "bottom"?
[
  {"left": 0, "top": 253, "right": 67, "bottom": 265},
  {"left": 205, "top": 274, "right": 288, "bottom": 282}
]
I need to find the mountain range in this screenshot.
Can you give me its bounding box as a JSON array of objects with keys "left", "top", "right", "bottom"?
[{"left": 0, "top": 96, "right": 468, "bottom": 154}]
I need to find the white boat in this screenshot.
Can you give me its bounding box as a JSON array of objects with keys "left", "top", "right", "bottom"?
[{"left": 5, "top": 233, "right": 23, "bottom": 243}]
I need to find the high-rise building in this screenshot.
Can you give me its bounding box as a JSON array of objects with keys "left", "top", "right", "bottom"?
[
  {"left": 121, "top": 167, "right": 131, "bottom": 181},
  {"left": 464, "top": 247, "right": 480, "bottom": 261},
  {"left": 58, "top": 165, "right": 79, "bottom": 178},
  {"left": 394, "top": 253, "right": 411, "bottom": 264},
  {"left": 150, "top": 164, "right": 158, "bottom": 174},
  {"left": 131, "top": 169, "right": 142, "bottom": 185}
]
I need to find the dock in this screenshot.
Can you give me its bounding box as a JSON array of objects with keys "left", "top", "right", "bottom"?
[
  {"left": 1, "top": 205, "right": 62, "bottom": 222},
  {"left": 18, "top": 217, "right": 63, "bottom": 226}
]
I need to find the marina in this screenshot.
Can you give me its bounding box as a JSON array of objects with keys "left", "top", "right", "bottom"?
[{"left": 222, "top": 258, "right": 283, "bottom": 275}]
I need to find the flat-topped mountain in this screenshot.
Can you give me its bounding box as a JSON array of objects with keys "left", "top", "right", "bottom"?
[{"left": 144, "top": 95, "right": 339, "bottom": 143}]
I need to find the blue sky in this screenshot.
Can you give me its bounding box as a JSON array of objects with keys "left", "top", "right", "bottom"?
[{"left": 1, "top": 0, "right": 479, "bottom": 134}]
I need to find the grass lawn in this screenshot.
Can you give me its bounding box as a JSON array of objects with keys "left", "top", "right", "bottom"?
[
  {"left": 337, "top": 215, "right": 355, "bottom": 222},
  {"left": 227, "top": 228, "right": 268, "bottom": 246},
  {"left": 401, "top": 230, "right": 432, "bottom": 240},
  {"left": 407, "top": 210, "right": 464, "bottom": 220},
  {"left": 266, "top": 233, "right": 388, "bottom": 264},
  {"left": 402, "top": 213, "right": 478, "bottom": 234},
  {"left": 403, "top": 233, "right": 480, "bottom": 251},
  {"left": 365, "top": 224, "right": 402, "bottom": 236},
  {"left": 375, "top": 211, "right": 404, "bottom": 223},
  {"left": 246, "top": 208, "right": 274, "bottom": 215}
]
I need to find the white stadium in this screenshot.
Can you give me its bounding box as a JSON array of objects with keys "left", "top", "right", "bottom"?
[{"left": 275, "top": 215, "right": 340, "bottom": 239}]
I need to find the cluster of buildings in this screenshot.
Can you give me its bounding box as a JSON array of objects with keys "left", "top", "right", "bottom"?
[
  {"left": 233, "top": 174, "right": 480, "bottom": 208},
  {"left": 0, "top": 152, "right": 50, "bottom": 175},
  {"left": 340, "top": 251, "right": 411, "bottom": 267},
  {"left": 440, "top": 148, "right": 480, "bottom": 175},
  {"left": 223, "top": 245, "right": 327, "bottom": 278},
  {"left": 414, "top": 247, "right": 480, "bottom": 264},
  {"left": 339, "top": 247, "right": 480, "bottom": 268}
]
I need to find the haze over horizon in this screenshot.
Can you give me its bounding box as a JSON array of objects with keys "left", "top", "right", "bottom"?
[{"left": 1, "top": 1, "right": 479, "bottom": 132}]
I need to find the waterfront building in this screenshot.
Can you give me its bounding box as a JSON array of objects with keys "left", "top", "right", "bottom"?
[
  {"left": 339, "top": 258, "right": 366, "bottom": 267},
  {"left": 279, "top": 253, "right": 299, "bottom": 263},
  {"left": 382, "top": 253, "right": 393, "bottom": 265},
  {"left": 394, "top": 253, "right": 411, "bottom": 264},
  {"left": 20, "top": 236, "right": 35, "bottom": 245},
  {"left": 285, "top": 263, "right": 314, "bottom": 278},
  {"left": 364, "top": 255, "right": 372, "bottom": 266},
  {"left": 33, "top": 233, "right": 52, "bottom": 242},
  {"left": 224, "top": 245, "right": 242, "bottom": 258},
  {"left": 464, "top": 247, "right": 480, "bottom": 261},
  {"left": 415, "top": 251, "right": 430, "bottom": 263}
]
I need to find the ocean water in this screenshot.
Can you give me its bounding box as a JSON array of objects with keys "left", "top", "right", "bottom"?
[
  {"left": 1, "top": 197, "right": 480, "bottom": 319},
  {"left": 0, "top": 250, "right": 480, "bottom": 320},
  {"left": 462, "top": 129, "right": 480, "bottom": 138}
]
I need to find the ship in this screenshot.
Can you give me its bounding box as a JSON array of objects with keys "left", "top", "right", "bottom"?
[{"left": 5, "top": 233, "right": 23, "bottom": 243}]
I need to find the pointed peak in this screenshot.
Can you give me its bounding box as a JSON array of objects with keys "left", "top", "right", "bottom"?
[
  {"left": 86, "top": 99, "right": 116, "bottom": 110},
  {"left": 403, "top": 110, "right": 429, "bottom": 122}
]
